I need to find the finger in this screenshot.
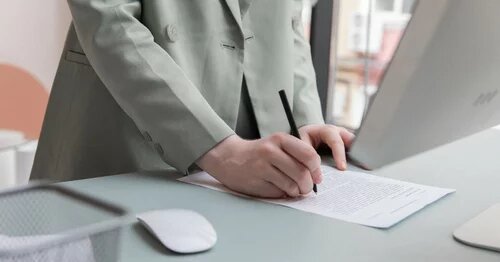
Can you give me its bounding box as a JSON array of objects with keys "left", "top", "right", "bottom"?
[
  {"left": 320, "top": 128, "right": 347, "bottom": 170},
  {"left": 311, "top": 167, "right": 323, "bottom": 184},
  {"left": 245, "top": 180, "right": 286, "bottom": 199},
  {"left": 268, "top": 151, "right": 313, "bottom": 194},
  {"left": 265, "top": 166, "right": 302, "bottom": 197},
  {"left": 339, "top": 127, "right": 356, "bottom": 148},
  {"left": 298, "top": 128, "right": 314, "bottom": 147},
  {"left": 274, "top": 134, "right": 321, "bottom": 176}
]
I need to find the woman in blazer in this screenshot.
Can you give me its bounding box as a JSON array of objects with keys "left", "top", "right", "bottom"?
[{"left": 32, "top": 0, "right": 354, "bottom": 198}]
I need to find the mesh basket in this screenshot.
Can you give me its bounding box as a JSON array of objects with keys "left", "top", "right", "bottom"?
[{"left": 0, "top": 184, "right": 129, "bottom": 262}]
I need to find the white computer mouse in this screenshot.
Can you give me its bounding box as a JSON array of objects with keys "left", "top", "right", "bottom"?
[{"left": 136, "top": 209, "right": 217, "bottom": 254}]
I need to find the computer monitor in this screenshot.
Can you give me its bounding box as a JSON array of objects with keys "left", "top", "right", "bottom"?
[
  {"left": 349, "top": 0, "right": 500, "bottom": 169},
  {"left": 347, "top": 0, "right": 500, "bottom": 252}
]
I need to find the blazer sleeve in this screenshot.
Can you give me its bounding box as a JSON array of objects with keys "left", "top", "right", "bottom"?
[
  {"left": 67, "top": 0, "right": 235, "bottom": 172},
  {"left": 291, "top": 0, "right": 325, "bottom": 128}
]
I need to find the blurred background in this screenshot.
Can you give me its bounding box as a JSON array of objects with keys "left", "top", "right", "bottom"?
[
  {"left": 302, "top": 0, "right": 414, "bottom": 129},
  {"left": 2, "top": 0, "right": 493, "bottom": 189},
  {"left": 0, "top": 0, "right": 71, "bottom": 189},
  {"left": 329, "top": 0, "right": 414, "bottom": 129}
]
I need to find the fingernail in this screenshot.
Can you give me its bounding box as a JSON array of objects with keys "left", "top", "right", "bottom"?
[{"left": 342, "top": 161, "right": 347, "bottom": 170}]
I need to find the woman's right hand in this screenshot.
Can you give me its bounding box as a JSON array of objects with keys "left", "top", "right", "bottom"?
[{"left": 196, "top": 134, "right": 322, "bottom": 198}]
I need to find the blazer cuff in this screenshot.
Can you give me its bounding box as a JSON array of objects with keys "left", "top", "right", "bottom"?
[
  {"left": 295, "top": 114, "right": 325, "bottom": 129},
  {"left": 293, "top": 96, "right": 325, "bottom": 128},
  {"left": 159, "top": 124, "right": 235, "bottom": 173}
]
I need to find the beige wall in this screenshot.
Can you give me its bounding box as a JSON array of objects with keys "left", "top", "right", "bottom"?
[{"left": 0, "top": 0, "right": 72, "bottom": 91}]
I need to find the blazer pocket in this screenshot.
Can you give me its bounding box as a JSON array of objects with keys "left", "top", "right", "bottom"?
[{"left": 65, "top": 50, "right": 90, "bottom": 66}]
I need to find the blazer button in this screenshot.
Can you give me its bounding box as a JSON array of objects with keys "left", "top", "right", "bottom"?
[
  {"left": 154, "top": 143, "right": 165, "bottom": 155},
  {"left": 165, "top": 24, "right": 178, "bottom": 42},
  {"left": 143, "top": 131, "right": 152, "bottom": 142}
]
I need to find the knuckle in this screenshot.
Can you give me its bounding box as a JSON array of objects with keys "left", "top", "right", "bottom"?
[
  {"left": 269, "top": 133, "right": 279, "bottom": 142},
  {"left": 304, "top": 147, "right": 317, "bottom": 161},
  {"left": 330, "top": 138, "right": 344, "bottom": 147},
  {"left": 303, "top": 149, "right": 320, "bottom": 168},
  {"left": 311, "top": 154, "right": 321, "bottom": 167},
  {"left": 285, "top": 182, "right": 299, "bottom": 196},
  {"left": 270, "top": 132, "right": 286, "bottom": 142},
  {"left": 290, "top": 189, "right": 300, "bottom": 197},
  {"left": 327, "top": 125, "right": 339, "bottom": 132},
  {"left": 297, "top": 165, "right": 308, "bottom": 176},
  {"left": 298, "top": 182, "right": 312, "bottom": 194},
  {"left": 258, "top": 142, "right": 275, "bottom": 156},
  {"left": 284, "top": 180, "right": 294, "bottom": 191}
]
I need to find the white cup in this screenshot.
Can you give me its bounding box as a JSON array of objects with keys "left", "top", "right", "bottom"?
[
  {"left": 0, "top": 130, "right": 25, "bottom": 189},
  {"left": 0, "top": 129, "right": 24, "bottom": 148},
  {"left": 15, "top": 141, "right": 38, "bottom": 186}
]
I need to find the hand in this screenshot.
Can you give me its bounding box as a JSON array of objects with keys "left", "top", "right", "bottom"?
[
  {"left": 196, "top": 134, "right": 322, "bottom": 198},
  {"left": 299, "top": 124, "right": 355, "bottom": 170}
]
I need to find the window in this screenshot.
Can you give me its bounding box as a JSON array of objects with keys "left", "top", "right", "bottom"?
[
  {"left": 402, "top": 0, "right": 416, "bottom": 14},
  {"left": 375, "top": 0, "right": 415, "bottom": 14},
  {"left": 376, "top": 0, "right": 394, "bottom": 12},
  {"left": 323, "top": 0, "right": 415, "bottom": 129}
]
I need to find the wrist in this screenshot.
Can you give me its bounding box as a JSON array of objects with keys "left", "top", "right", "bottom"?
[{"left": 196, "top": 134, "right": 242, "bottom": 171}]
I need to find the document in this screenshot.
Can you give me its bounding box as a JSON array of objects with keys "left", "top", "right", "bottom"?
[{"left": 178, "top": 165, "right": 455, "bottom": 228}]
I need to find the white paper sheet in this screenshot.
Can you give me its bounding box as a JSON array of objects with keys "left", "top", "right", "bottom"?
[{"left": 178, "top": 165, "right": 455, "bottom": 228}]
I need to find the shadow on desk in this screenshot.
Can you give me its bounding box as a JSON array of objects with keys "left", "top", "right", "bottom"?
[{"left": 131, "top": 223, "right": 181, "bottom": 256}]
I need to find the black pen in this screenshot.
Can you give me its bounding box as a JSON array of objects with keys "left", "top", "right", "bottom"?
[{"left": 278, "top": 90, "right": 318, "bottom": 194}]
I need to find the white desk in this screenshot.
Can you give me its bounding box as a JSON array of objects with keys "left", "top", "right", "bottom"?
[{"left": 63, "top": 129, "right": 500, "bottom": 261}]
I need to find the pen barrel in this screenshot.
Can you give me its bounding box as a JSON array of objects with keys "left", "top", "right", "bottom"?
[{"left": 278, "top": 90, "right": 301, "bottom": 139}]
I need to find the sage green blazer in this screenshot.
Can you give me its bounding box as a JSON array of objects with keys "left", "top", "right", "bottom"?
[{"left": 32, "top": 0, "right": 324, "bottom": 181}]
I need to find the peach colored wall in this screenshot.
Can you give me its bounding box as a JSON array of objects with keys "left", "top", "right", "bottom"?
[
  {"left": 0, "top": 65, "right": 48, "bottom": 139},
  {"left": 0, "top": 1, "right": 71, "bottom": 138}
]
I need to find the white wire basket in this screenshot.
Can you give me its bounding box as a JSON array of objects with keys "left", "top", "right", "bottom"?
[{"left": 0, "top": 184, "right": 129, "bottom": 261}]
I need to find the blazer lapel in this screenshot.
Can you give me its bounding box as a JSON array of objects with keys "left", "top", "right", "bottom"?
[{"left": 223, "top": 0, "right": 242, "bottom": 29}]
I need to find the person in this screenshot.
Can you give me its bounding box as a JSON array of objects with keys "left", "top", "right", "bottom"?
[{"left": 32, "top": 0, "right": 354, "bottom": 198}]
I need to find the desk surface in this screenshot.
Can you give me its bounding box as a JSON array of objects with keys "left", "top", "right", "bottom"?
[{"left": 63, "top": 129, "right": 500, "bottom": 261}]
